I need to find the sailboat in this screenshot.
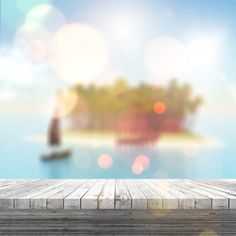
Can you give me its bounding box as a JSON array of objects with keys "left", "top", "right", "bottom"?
[{"left": 41, "top": 104, "right": 72, "bottom": 161}]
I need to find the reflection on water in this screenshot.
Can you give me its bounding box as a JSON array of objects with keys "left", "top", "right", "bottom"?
[{"left": 0, "top": 115, "right": 234, "bottom": 179}]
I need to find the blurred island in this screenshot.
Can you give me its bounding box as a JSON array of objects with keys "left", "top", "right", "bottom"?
[{"left": 60, "top": 78, "right": 204, "bottom": 146}]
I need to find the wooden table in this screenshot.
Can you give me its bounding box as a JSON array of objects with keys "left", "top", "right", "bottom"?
[{"left": 0, "top": 179, "right": 236, "bottom": 235}]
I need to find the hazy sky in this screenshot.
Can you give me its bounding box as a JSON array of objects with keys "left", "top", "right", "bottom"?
[{"left": 1, "top": 0, "right": 236, "bottom": 116}]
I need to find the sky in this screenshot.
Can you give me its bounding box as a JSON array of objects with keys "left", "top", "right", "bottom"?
[{"left": 1, "top": 0, "right": 236, "bottom": 116}]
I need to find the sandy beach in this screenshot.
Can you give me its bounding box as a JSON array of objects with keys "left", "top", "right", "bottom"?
[{"left": 26, "top": 132, "right": 223, "bottom": 150}]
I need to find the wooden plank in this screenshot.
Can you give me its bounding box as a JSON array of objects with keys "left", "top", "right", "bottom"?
[
  {"left": 154, "top": 180, "right": 195, "bottom": 209},
  {"left": 98, "top": 179, "right": 115, "bottom": 209},
  {"left": 144, "top": 180, "right": 178, "bottom": 209},
  {"left": 2, "top": 209, "right": 236, "bottom": 235},
  {"left": 1, "top": 179, "right": 236, "bottom": 212},
  {"left": 64, "top": 179, "right": 97, "bottom": 209},
  {"left": 199, "top": 180, "right": 236, "bottom": 192},
  {"left": 178, "top": 180, "right": 228, "bottom": 209},
  {"left": 1, "top": 209, "right": 236, "bottom": 220},
  {"left": 81, "top": 180, "right": 105, "bottom": 209},
  {"left": 15, "top": 180, "right": 66, "bottom": 209},
  {"left": 46, "top": 180, "right": 87, "bottom": 209},
  {"left": 0, "top": 180, "right": 12, "bottom": 185},
  {"left": 115, "top": 179, "right": 131, "bottom": 209},
  {"left": 134, "top": 179, "right": 162, "bottom": 209},
  {"left": 31, "top": 180, "right": 73, "bottom": 209},
  {"left": 166, "top": 180, "right": 211, "bottom": 209},
  {"left": 222, "top": 179, "right": 236, "bottom": 182},
  {"left": 0, "top": 180, "right": 24, "bottom": 190},
  {"left": 196, "top": 180, "right": 236, "bottom": 194},
  {"left": 0, "top": 180, "right": 39, "bottom": 196},
  {"left": 0, "top": 180, "right": 19, "bottom": 186},
  {"left": 0, "top": 180, "right": 40, "bottom": 210},
  {"left": 125, "top": 180, "right": 147, "bottom": 209},
  {"left": 191, "top": 180, "right": 236, "bottom": 209}
]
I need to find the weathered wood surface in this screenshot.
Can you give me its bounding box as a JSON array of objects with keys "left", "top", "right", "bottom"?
[
  {"left": 0, "top": 179, "right": 236, "bottom": 210},
  {"left": 0, "top": 209, "right": 236, "bottom": 235},
  {"left": 1, "top": 180, "right": 236, "bottom": 234}
]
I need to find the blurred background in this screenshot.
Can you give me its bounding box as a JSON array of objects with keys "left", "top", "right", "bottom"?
[{"left": 0, "top": 0, "right": 236, "bottom": 178}]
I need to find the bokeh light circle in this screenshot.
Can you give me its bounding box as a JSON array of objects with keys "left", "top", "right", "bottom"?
[
  {"left": 56, "top": 90, "right": 78, "bottom": 117},
  {"left": 16, "top": 0, "right": 51, "bottom": 14},
  {"left": 14, "top": 22, "right": 50, "bottom": 63},
  {"left": 45, "top": 90, "right": 78, "bottom": 119},
  {"left": 97, "top": 154, "right": 113, "bottom": 169},
  {"left": 132, "top": 162, "right": 144, "bottom": 175},
  {"left": 154, "top": 102, "right": 166, "bottom": 114},
  {"left": 144, "top": 36, "right": 187, "bottom": 79},
  {"left": 25, "top": 4, "right": 65, "bottom": 32},
  {"left": 135, "top": 155, "right": 150, "bottom": 170},
  {"left": 49, "top": 23, "right": 109, "bottom": 84}
]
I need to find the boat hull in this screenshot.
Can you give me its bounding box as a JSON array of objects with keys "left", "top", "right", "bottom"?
[{"left": 41, "top": 149, "right": 72, "bottom": 161}]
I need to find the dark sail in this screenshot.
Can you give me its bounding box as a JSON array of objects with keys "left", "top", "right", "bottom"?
[
  {"left": 41, "top": 96, "right": 72, "bottom": 161},
  {"left": 48, "top": 106, "right": 61, "bottom": 146}
]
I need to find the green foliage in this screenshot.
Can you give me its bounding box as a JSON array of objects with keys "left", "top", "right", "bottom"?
[{"left": 69, "top": 78, "right": 203, "bottom": 132}]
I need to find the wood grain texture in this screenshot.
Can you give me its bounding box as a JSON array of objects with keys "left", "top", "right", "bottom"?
[
  {"left": 177, "top": 180, "right": 229, "bottom": 209},
  {"left": 0, "top": 209, "right": 236, "bottom": 235},
  {"left": 144, "top": 179, "right": 178, "bottom": 209},
  {"left": 98, "top": 179, "right": 115, "bottom": 209},
  {"left": 81, "top": 179, "right": 105, "bottom": 209},
  {"left": 115, "top": 179, "right": 132, "bottom": 209},
  {"left": 125, "top": 179, "right": 147, "bottom": 209},
  {"left": 64, "top": 179, "right": 96, "bottom": 209},
  {"left": 0, "top": 179, "right": 236, "bottom": 210},
  {"left": 46, "top": 180, "right": 86, "bottom": 209}
]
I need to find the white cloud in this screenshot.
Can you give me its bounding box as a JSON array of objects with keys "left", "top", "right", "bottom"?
[
  {"left": 0, "top": 46, "right": 66, "bottom": 115},
  {"left": 0, "top": 46, "right": 62, "bottom": 90}
]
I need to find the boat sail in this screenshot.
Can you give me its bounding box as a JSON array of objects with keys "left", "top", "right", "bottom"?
[
  {"left": 48, "top": 106, "right": 61, "bottom": 146},
  {"left": 41, "top": 96, "right": 71, "bottom": 161}
]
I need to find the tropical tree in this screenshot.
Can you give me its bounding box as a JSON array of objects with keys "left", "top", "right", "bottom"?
[{"left": 68, "top": 78, "right": 203, "bottom": 133}]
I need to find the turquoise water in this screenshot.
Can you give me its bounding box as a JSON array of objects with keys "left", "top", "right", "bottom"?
[{"left": 0, "top": 115, "right": 235, "bottom": 179}]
